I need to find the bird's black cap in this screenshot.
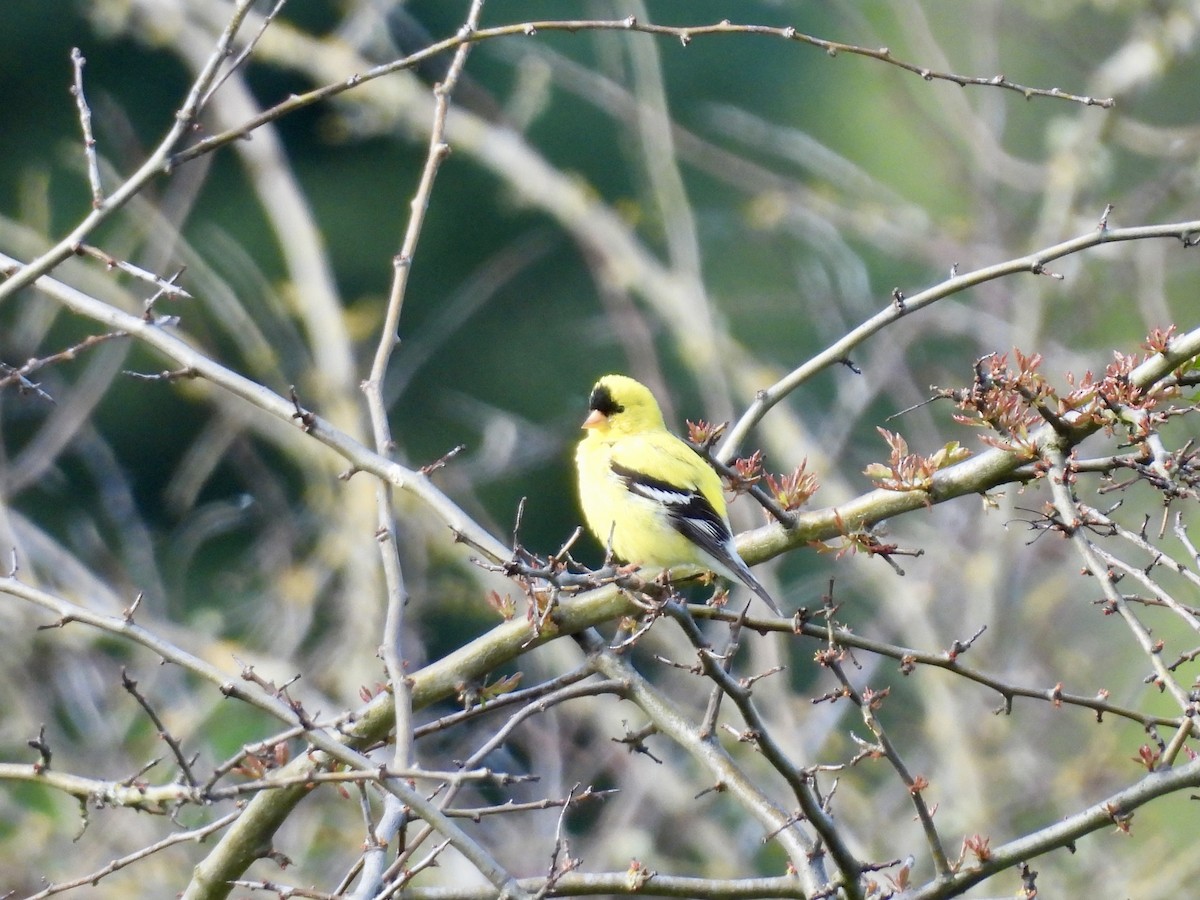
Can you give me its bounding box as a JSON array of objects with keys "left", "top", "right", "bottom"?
[{"left": 588, "top": 383, "right": 624, "bottom": 417}]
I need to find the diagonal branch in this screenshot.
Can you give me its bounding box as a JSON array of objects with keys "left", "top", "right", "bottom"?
[
  {"left": 0, "top": 0, "right": 259, "bottom": 305},
  {"left": 718, "top": 218, "right": 1200, "bottom": 460}
]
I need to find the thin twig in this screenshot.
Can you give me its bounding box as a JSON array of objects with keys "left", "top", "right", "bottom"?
[
  {"left": 718, "top": 218, "right": 1200, "bottom": 460},
  {"left": 0, "top": 330, "right": 130, "bottom": 401},
  {"left": 20, "top": 811, "right": 239, "bottom": 899},
  {"left": 0, "top": 0, "right": 260, "bottom": 304},
  {"left": 74, "top": 244, "right": 193, "bottom": 298},
  {"left": 170, "top": 16, "right": 1111, "bottom": 170},
  {"left": 121, "top": 668, "right": 198, "bottom": 788},
  {"left": 198, "top": 0, "right": 292, "bottom": 110},
  {"left": 69, "top": 47, "right": 103, "bottom": 207}
]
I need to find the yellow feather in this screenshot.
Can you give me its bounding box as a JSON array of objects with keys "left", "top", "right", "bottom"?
[{"left": 575, "top": 375, "right": 783, "bottom": 615}]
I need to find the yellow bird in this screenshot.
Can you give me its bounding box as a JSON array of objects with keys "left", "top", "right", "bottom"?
[{"left": 575, "top": 374, "right": 783, "bottom": 616}]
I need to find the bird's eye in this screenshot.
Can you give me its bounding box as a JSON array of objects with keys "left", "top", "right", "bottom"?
[{"left": 589, "top": 385, "right": 624, "bottom": 416}]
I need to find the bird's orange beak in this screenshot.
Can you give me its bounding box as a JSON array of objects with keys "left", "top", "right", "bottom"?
[{"left": 582, "top": 409, "right": 607, "bottom": 429}]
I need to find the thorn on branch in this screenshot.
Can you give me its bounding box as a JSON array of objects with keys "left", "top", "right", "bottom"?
[
  {"left": 511, "top": 496, "right": 527, "bottom": 550},
  {"left": 37, "top": 613, "right": 79, "bottom": 632},
  {"left": 262, "top": 847, "right": 294, "bottom": 869},
  {"left": 118, "top": 756, "right": 162, "bottom": 789},
  {"left": 1029, "top": 261, "right": 1064, "bottom": 280},
  {"left": 740, "top": 664, "right": 786, "bottom": 689},
  {"left": 28, "top": 724, "right": 52, "bottom": 772},
  {"left": 763, "top": 809, "right": 806, "bottom": 842},
  {"left": 885, "top": 394, "right": 942, "bottom": 422},
  {"left": 945, "top": 625, "right": 987, "bottom": 661},
  {"left": 123, "top": 362, "right": 199, "bottom": 383},
  {"left": 122, "top": 591, "right": 144, "bottom": 623},
  {"left": 420, "top": 443, "right": 466, "bottom": 475},
  {"left": 289, "top": 386, "right": 317, "bottom": 433},
  {"left": 612, "top": 724, "right": 662, "bottom": 763},
  {"left": 720, "top": 722, "right": 762, "bottom": 744}
]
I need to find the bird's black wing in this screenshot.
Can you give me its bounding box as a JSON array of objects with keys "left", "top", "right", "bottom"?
[
  {"left": 610, "top": 461, "right": 732, "bottom": 561},
  {"left": 612, "top": 461, "right": 784, "bottom": 615}
]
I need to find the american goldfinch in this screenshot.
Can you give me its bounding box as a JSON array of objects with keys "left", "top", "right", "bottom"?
[{"left": 575, "top": 374, "right": 783, "bottom": 616}]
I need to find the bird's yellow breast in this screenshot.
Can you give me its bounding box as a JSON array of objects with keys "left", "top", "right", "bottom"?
[{"left": 575, "top": 430, "right": 722, "bottom": 569}]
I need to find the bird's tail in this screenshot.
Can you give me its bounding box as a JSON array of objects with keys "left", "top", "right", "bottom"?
[{"left": 727, "top": 555, "right": 784, "bottom": 616}]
